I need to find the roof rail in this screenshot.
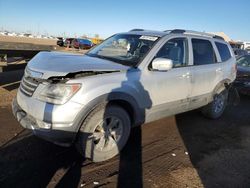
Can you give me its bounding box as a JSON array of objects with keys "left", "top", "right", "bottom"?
[
  {"left": 213, "top": 35, "right": 225, "bottom": 40},
  {"left": 184, "top": 30, "right": 215, "bottom": 37},
  {"left": 164, "top": 29, "right": 225, "bottom": 41},
  {"left": 170, "top": 29, "right": 186, "bottom": 34},
  {"left": 164, "top": 29, "right": 185, "bottom": 34},
  {"left": 185, "top": 30, "right": 225, "bottom": 41},
  {"left": 130, "top": 29, "right": 144, "bottom": 32}
]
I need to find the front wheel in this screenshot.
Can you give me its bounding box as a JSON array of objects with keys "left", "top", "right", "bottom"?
[
  {"left": 202, "top": 89, "right": 228, "bottom": 119},
  {"left": 76, "top": 104, "right": 131, "bottom": 162}
]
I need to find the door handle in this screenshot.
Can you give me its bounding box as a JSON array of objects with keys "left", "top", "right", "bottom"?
[
  {"left": 181, "top": 72, "right": 191, "bottom": 78},
  {"left": 186, "top": 72, "right": 191, "bottom": 78},
  {"left": 216, "top": 68, "right": 222, "bottom": 72}
]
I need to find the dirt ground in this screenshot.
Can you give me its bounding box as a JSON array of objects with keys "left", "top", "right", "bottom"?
[
  {"left": 0, "top": 70, "right": 250, "bottom": 188},
  {"left": 0, "top": 35, "right": 57, "bottom": 46},
  {"left": 0, "top": 36, "right": 89, "bottom": 55}
]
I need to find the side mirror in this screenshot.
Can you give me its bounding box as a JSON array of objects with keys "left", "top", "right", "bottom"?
[{"left": 152, "top": 58, "right": 173, "bottom": 71}]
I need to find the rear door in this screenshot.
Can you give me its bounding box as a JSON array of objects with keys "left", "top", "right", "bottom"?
[
  {"left": 189, "top": 38, "right": 222, "bottom": 109},
  {"left": 215, "top": 41, "right": 235, "bottom": 82}
]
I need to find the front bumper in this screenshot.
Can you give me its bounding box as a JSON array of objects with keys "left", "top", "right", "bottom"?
[{"left": 12, "top": 97, "right": 80, "bottom": 146}]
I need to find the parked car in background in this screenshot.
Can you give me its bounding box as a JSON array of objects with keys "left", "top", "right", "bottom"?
[
  {"left": 243, "top": 42, "right": 250, "bottom": 50},
  {"left": 0, "top": 31, "right": 8, "bottom": 36},
  {"left": 72, "top": 38, "right": 93, "bottom": 49},
  {"left": 235, "top": 54, "right": 250, "bottom": 95},
  {"left": 56, "top": 37, "right": 64, "bottom": 47},
  {"left": 64, "top": 38, "right": 75, "bottom": 47},
  {"left": 233, "top": 48, "right": 248, "bottom": 57},
  {"left": 7, "top": 32, "right": 17, "bottom": 36}
]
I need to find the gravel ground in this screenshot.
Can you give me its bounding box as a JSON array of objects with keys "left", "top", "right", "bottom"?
[{"left": 0, "top": 70, "right": 250, "bottom": 188}]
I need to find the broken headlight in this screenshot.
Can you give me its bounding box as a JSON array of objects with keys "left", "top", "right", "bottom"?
[{"left": 37, "top": 83, "right": 81, "bottom": 104}]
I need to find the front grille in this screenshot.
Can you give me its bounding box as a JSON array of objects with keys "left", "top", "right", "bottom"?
[{"left": 20, "top": 76, "right": 39, "bottom": 97}]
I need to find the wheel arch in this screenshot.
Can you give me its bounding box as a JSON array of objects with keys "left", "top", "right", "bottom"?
[
  {"left": 213, "top": 79, "right": 232, "bottom": 95},
  {"left": 75, "top": 92, "right": 145, "bottom": 133}
]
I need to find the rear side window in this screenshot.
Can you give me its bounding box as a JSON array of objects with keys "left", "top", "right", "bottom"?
[
  {"left": 215, "top": 42, "right": 231, "bottom": 61},
  {"left": 192, "top": 39, "right": 217, "bottom": 65}
]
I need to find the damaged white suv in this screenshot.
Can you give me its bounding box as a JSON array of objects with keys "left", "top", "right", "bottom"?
[{"left": 12, "top": 29, "right": 236, "bottom": 162}]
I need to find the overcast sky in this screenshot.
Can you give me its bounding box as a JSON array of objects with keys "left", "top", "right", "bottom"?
[{"left": 0, "top": 0, "right": 249, "bottom": 41}]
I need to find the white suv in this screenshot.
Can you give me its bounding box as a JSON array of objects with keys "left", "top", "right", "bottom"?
[{"left": 12, "top": 29, "right": 236, "bottom": 162}]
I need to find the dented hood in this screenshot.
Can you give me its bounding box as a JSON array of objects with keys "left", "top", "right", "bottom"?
[{"left": 27, "top": 51, "right": 130, "bottom": 79}]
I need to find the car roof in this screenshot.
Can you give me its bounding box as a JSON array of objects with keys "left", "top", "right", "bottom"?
[{"left": 119, "top": 29, "right": 226, "bottom": 42}]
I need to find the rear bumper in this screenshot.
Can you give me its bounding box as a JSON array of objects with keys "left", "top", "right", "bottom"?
[{"left": 12, "top": 97, "right": 79, "bottom": 146}]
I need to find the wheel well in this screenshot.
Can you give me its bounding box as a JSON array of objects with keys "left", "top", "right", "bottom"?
[
  {"left": 224, "top": 82, "right": 231, "bottom": 89},
  {"left": 108, "top": 100, "right": 135, "bottom": 126},
  {"left": 213, "top": 80, "right": 231, "bottom": 95}
]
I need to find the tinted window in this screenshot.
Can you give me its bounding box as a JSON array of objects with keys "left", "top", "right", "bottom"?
[
  {"left": 155, "top": 38, "right": 188, "bottom": 67},
  {"left": 192, "top": 39, "right": 217, "bottom": 65},
  {"left": 234, "top": 49, "right": 248, "bottom": 56},
  {"left": 215, "top": 42, "right": 231, "bottom": 61},
  {"left": 79, "top": 39, "right": 92, "bottom": 45}
]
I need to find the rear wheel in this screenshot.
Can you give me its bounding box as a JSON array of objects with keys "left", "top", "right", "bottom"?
[
  {"left": 202, "top": 89, "right": 228, "bottom": 119},
  {"left": 76, "top": 104, "right": 131, "bottom": 162}
]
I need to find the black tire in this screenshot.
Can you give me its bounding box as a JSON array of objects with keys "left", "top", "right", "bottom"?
[
  {"left": 76, "top": 104, "right": 131, "bottom": 162},
  {"left": 202, "top": 89, "right": 228, "bottom": 119}
]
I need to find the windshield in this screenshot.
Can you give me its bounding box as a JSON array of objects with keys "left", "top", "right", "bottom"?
[
  {"left": 237, "top": 55, "right": 250, "bottom": 67},
  {"left": 86, "top": 34, "right": 159, "bottom": 66}
]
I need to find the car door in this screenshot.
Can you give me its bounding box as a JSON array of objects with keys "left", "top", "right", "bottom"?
[
  {"left": 188, "top": 38, "right": 222, "bottom": 109},
  {"left": 141, "top": 37, "right": 192, "bottom": 122}
]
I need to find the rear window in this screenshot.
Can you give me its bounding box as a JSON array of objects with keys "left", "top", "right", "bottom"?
[
  {"left": 192, "top": 39, "right": 217, "bottom": 65},
  {"left": 215, "top": 42, "right": 231, "bottom": 61},
  {"left": 79, "top": 39, "right": 91, "bottom": 44}
]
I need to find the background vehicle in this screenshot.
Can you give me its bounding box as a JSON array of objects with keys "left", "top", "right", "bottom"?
[
  {"left": 235, "top": 54, "right": 250, "bottom": 95},
  {"left": 243, "top": 42, "right": 250, "bottom": 50},
  {"left": 64, "top": 38, "right": 75, "bottom": 47},
  {"left": 12, "top": 29, "right": 236, "bottom": 162},
  {"left": 233, "top": 48, "right": 248, "bottom": 57},
  {"left": 56, "top": 37, "right": 64, "bottom": 47},
  {"left": 71, "top": 38, "right": 93, "bottom": 49}
]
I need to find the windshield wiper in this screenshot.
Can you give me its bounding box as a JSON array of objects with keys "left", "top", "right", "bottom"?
[
  {"left": 86, "top": 53, "right": 137, "bottom": 67},
  {"left": 86, "top": 53, "right": 111, "bottom": 61}
]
